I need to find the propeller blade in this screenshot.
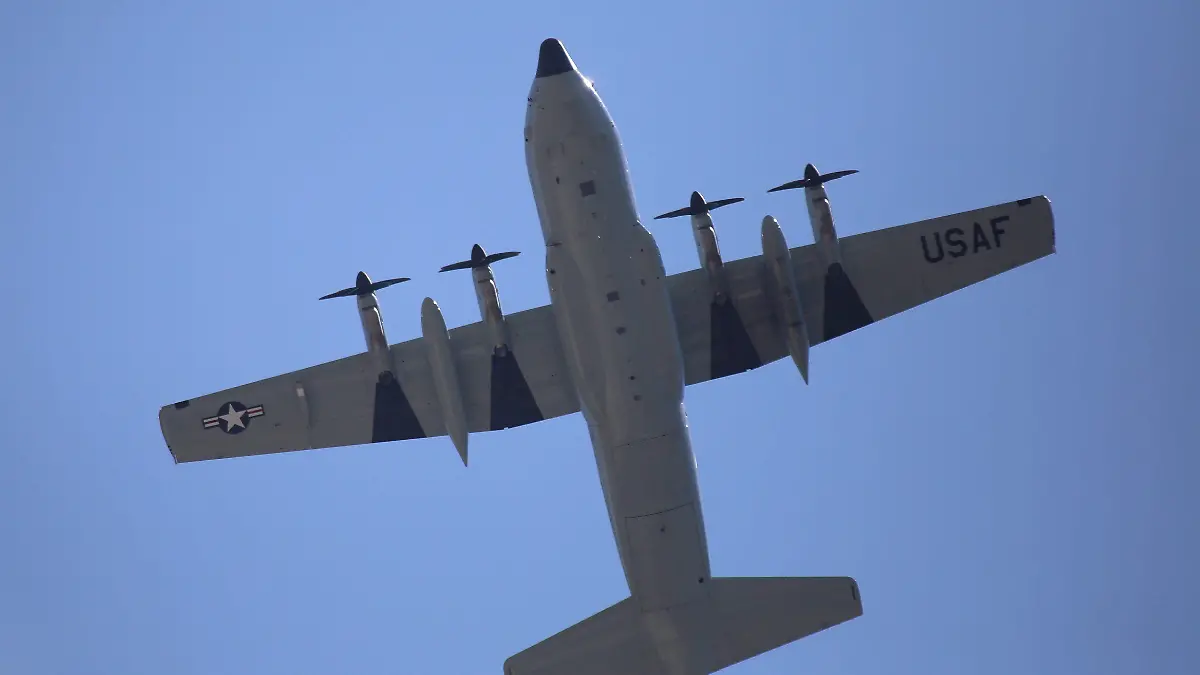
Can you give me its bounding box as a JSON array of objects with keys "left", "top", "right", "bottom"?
[
  {"left": 654, "top": 191, "right": 745, "bottom": 219},
  {"left": 440, "top": 246, "right": 520, "bottom": 272},
  {"left": 368, "top": 277, "right": 411, "bottom": 292},
  {"left": 319, "top": 272, "right": 409, "bottom": 300},
  {"left": 767, "top": 179, "right": 808, "bottom": 193},
  {"left": 483, "top": 251, "right": 521, "bottom": 265},
  {"left": 767, "top": 167, "right": 858, "bottom": 192},
  {"left": 653, "top": 206, "right": 695, "bottom": 220},
  {"left": 820, "top": 169, "right": 859, "bottom": 183},
  {"left": 438, "top": 260, "right": 476, "bottom": 272},
  {"left": 703, "top": 197, "right": 745, "bottom": 210},
  {"left": 318, "top": 286, "right": 360, "bottom": 300}
]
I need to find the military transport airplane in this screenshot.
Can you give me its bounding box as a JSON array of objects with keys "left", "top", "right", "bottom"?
[{"left": 158, "top": 38, "right": 1055, "bottom": 675}]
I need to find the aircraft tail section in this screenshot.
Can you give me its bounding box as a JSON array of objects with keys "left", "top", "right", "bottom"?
[
  {"left": 705, "top": 576, "right": 862, "bottom": 672},
  {"left": 503, "top": 576, "right": 862, "bottom": 675}
]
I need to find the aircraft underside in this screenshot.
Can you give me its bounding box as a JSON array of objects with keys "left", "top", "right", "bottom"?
[{"left": 157, "top": 37, "right": 1056, "bottom": 675}]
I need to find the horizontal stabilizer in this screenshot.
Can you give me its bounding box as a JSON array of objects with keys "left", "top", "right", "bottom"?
[
  {"left": 503, "top": 576, "right": 861, "bottom": 675},
  {"left": 504, "top": 597, "right": 656, "bottom": 675},
  {"left": 707, "top": 576, "right": 862, "bottom": 672}
]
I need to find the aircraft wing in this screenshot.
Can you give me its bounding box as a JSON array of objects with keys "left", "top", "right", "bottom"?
[
  {"left": 670, "top": 196, "right": 1056, "bottom": 384},
  {"left": 161, "top": 196, "right": 1052, "bottom": 462},
  {"left": 158, "top": 304, "right": 579, "bottom": 463}
]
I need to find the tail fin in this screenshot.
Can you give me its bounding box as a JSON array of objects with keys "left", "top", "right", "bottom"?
[{"left": 503, "top": 576, "right": 862, "bottom": 675}]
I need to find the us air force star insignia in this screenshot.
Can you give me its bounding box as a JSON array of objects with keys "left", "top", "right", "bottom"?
[{"left": 202, "top": 401, "right": 265, "bottom": 434}]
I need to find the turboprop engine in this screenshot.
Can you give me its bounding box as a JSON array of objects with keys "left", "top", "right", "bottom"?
[
  {"left": 318, "top": 271, "right": 410, "bottom": 380},
  {"left": 653, "top": 191, "right": 745, "bottom": 302},
  {"left": 439, "top": 244, "right": 521, "bottom": 356},
  {"left": 768, "top": 163, "right": 858, "bottom": 268},
  {"left": 767, "top": 163, "right": 874, "bottom": 344}
]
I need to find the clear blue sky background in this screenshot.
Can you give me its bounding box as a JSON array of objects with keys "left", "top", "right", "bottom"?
[{"left": 1, "top": 1, "right": 1196, "bottom": 673}]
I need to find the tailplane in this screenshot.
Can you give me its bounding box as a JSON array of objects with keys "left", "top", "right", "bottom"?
[
  {"left": 705, "top": 576, "right": 862, "bottom": 671},
  {"left": 503, "top": 576, "right": 862, "bottom": 675}
]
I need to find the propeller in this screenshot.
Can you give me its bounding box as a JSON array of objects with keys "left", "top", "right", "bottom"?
[
  {"left": 319, "top": 271, "right": 411, "bottom": 300},
  {"left": 767, "top": 163, "right": 858, "bottom": 192},
  {"left": 439, "top": 244, "right": 521, "bottom": 272},
  {"left": 654, "top": 191, "right": 745, "bottom": 221}
]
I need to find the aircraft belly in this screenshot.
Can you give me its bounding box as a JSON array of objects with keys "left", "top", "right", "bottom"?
[
  {"left": 542, "top": 162, "right": 710, "bottom": 606},
  {"left": 591, "top": 413, "right": 712, "bottom": 609},
  {"left": 623, "top": 500, "right": 709, "bottom": 612},
  {"left": 540, "top": 135, "right": 684, "bottom": 444},
  {"left": 527, "top": 72, "right": 710, "bottom": 607}
]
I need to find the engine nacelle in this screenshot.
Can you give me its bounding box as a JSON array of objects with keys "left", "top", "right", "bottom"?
[
  {"left": 761, "top": 215, "right": 810, "bottom": 383},
  {"left": 767, "top": 163, "right": 858, "bottom": 269},
  {"left": 357, "top": 290, "right": 393, "bottom": 378},
  {"left": 318, "top": 271, "right": 411, "bottom": 382},
  {"left": 690, "top": 210, "right": 729, "bottom": 302},
  {"left": 653, "top": 191, "right": 745, "bottom": 303},
  {"left": 472, "top": 264, "right": 511, "bottom": 356},
  {"left": 439, "top": 244, "right": 522, "bottom": 356},
  {"left": 805, "top": 186, "right": 842, "bottom": 268}
]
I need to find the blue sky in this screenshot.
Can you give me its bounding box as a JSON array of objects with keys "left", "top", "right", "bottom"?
[{"left": 1, "top": 1, "right": 1196, "bottom": 673}]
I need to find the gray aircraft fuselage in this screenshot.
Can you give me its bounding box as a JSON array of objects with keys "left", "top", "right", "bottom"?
[{"left": 525, "top": 40, "right": 712, "bottom": 613}]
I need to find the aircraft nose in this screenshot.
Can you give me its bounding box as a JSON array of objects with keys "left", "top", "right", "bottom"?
[
  {"left": 804, "top": 163, "right": 820, "bottom": 181},
  {"left": 536, "top": 38, "right": 577, "bottom": 78}
]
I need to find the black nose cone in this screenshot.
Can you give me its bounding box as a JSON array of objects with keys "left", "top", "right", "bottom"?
[
  {"left": 804, "top": 163, "right": 820, "bottom": 181},
  {"left": 471, "top": 243, "right": 486, "bottom": 262},
  {"left": 536, "top": 38, "right": 576, "bottom": 78}
]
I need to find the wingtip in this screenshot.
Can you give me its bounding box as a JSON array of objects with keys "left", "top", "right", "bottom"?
[
  {"left": 158, "top": 405, "right": 181, "bottom": 465},
  {"left": 1041, "top": 195, "right": 1056, "bottom": 254}
]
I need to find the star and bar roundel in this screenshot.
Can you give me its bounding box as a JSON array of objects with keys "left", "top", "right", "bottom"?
[{"left": 202, "top": 401, "right": 265, "bottom": 434}]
